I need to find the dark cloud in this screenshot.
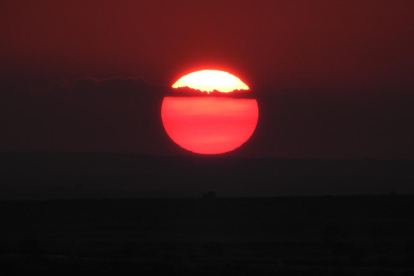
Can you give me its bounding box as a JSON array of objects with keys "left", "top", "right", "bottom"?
[
  {"left": 0, "top": 77, "right": 180, "bottom": 155},
  {"left": 49, "top": 79, "right": 71, "bottom": 93},
  {"left": 0, "top": 76, "right": 414, "bottom": 158},
  {"left": 169, "top": 86, "right": 254, "bottom": 98},
  {"left": 50, "top": 76, "right": 165, "bottom": 95},
  {"left": 244, "top": 92, "right": 414, "bottom": 159}
]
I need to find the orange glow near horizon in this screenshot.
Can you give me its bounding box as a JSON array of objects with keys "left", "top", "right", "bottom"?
[
  {"left": 161, "top": 97, "right": 258, "bottom": 154},
  {"left": 172, "top": 70, "right": 249, "bottom": 93}
]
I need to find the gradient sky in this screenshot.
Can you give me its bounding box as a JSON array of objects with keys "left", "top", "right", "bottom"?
[{"left": 1, "top": 0, "right": 414, "bottom": 158}]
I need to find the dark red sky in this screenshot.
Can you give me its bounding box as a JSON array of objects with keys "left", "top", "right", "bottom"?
[{"left": 1, "top": 0, "right": 414, "bottom": 158}]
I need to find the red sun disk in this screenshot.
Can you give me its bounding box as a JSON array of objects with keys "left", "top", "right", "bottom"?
[{"left": 161, "top": 97, "right": 258, "bottom": 154}]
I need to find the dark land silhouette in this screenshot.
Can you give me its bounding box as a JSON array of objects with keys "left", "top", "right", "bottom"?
[
  {"left": 1, "top": 152, "right": 414, "bottom": 275},
  {"left": 2, "top": 195, "right": 414, "bottom": 275},
  {"left": 1, "top": 152, "right": 413, "bottom": 200}
]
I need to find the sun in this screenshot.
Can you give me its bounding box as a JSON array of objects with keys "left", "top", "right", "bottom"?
[
  {"left": 172, "top": 70, "right": 249, "bottom": 93},
  {"left": 162, "top": 69, "right": 258, "bottom": 155},
  {"left": 162, "top": 97, "right": 258, "bottom": 154}
]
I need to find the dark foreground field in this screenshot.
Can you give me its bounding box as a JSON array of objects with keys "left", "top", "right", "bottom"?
[{"left": 2, "top": 196, "right": 414, "bottom": 275}]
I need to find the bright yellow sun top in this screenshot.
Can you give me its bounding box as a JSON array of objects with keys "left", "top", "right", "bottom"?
[{"left": 172, "top": 70, "right": 249, "bottom": 93}]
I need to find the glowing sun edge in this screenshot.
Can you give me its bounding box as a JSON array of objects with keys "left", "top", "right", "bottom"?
[{"left": 172, "top": 70, "right": 250, "bottom": 93}]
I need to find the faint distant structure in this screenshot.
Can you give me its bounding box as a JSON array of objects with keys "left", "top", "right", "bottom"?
[{"left": 202, "top": 191, "right": 216, "bottom": 199}]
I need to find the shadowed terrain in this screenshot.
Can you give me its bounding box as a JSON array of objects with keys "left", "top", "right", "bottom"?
[
  {"left": 2, "top": 196, "right": 414, "bottom": 275},
  {"left": 1, "top": 153, "right": 414, "bottom": 275},
  {"left": 1, "top": 152, "right": 413, "bottom": 199}
]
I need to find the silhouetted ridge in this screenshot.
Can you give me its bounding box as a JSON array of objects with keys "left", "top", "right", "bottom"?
[
  {"left": 171, "top": 86, "right": 252, "bottom": 98},
  {"left": 0, "top": 152, "right": 413, "bottom": 200}
]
